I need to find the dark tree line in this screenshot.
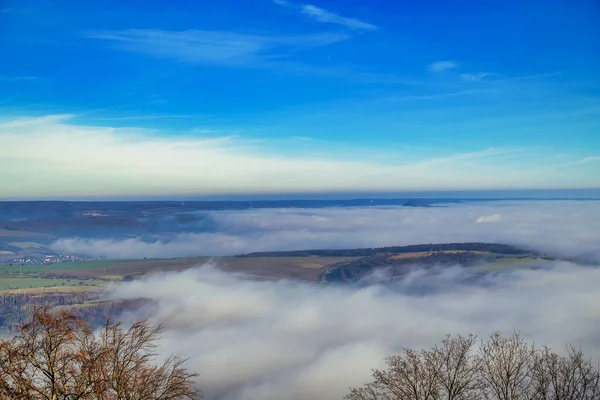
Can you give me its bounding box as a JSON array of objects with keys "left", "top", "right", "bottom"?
[
  {"left": 0, "top": 293, "right": 97, "bottom": 336},
  {"left": 320, "top": 250, "right": 501, "bottom": 283},
  {"left": 242, "top": 243, "right": 531, "bottom": 258},
  {"left": 0, "top": 292, "right": 149, "bottom": 336}
]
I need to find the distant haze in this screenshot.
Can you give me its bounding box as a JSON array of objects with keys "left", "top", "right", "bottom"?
[
  {"left": 7, "top": 188, "right": 600, "bottom": 201},
  {"left": 53, "top": 200, "right": 600, "bottom": 261}
]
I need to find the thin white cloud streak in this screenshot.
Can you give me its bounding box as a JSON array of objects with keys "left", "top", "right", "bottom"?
[
  {"left": 1, "top": 115, "right": 596, "bottom": 198},
  {"left": 87, "top": 29, "right": 348, "bottom": 67},
  {"left": 499, "top": 71, "right": 562, "bottom": 83},
  {"left": 300, "top": 4, "right": 378, "bottom": 31},
  {"left": 0, "top": 75, "right": 39, "bottom": 82},
  {"left": 460, "top": 72, "right": 493, "bottom": 81},
  {"left": 52, "top": 201, "right": 600, "bottom": 261},
  {"left": 274, "top": 0, "right": 378, "bottom": 31},
  {"left": 108, "top": 262, "right": 600, "bottom": 399},
  {"left": 429, "top": 60, "right": 458, "bottom": 72},
  {"left": 556, "top": 156, "right": 600, "bottom": 168},
  {"left": 80, "top": 114, "right": 210, "bottom": 122},
  {"left": 387, "top": 89, "right": 493, "bottom": 101},
  {"left": 460, "top": 71, "right": 562, "bottom": 84}
]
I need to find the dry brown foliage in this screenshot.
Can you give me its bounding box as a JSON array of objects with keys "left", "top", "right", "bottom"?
[{"left": 0, "top": 307, "right": 202, "bottom": 400}]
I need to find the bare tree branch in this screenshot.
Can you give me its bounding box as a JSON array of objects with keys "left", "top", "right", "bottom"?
[
  {"left": 0, "top": 307, "right": 202, "bottom": 400},
  {"left": 346, "top": 332, "right": 600, "bottom": 400}
]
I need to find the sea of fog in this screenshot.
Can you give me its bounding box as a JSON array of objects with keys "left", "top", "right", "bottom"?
[
  {"left": 53, "top": 199, "right": 596, "bottom": 400},
  {"left": 106, "top": 261, "right": 600, "bottom": 400}
]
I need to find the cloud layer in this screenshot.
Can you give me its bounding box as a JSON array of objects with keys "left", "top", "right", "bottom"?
[
  {"left": 53, "top": 200, "right": 600, "bottom": 261},
  {"left": 108, "top": 261, "right": 600, "bottom": 400},
  {"left": 1, "top": 115, "right": 597, "bottom": 198}
]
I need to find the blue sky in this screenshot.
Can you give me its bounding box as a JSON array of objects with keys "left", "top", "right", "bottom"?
[{"left": 0, "top": 0, "right": 599, "bottom": 198}]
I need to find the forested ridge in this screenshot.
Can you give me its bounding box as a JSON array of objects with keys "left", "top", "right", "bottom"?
[{"left": 241, "top": 242, "right": 531, "bottom": 258}]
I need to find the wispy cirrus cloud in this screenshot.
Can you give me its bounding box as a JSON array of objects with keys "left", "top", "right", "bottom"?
[
  {"left": 465, "top": 71, "right": 562, "bottom": 84},
  {"left": 499, "top": 71, "right": 562, "bottom": 83},
  {"left": 78, "top": 114, "right": 210, "bottom": 122},
  {"left": 274, "top": 0, "right": 377, "bottom": 31},
  {"left": 555, "top": 157, "right": 600, "bottom": 168},
  {"left": 429, "top": 60, "right": 458, "bottom": 72},
  {"left": 460, "top": 72, "right": 494, "bottom": 81},
  {"left": 87, "top": 29, "right": 348, "bottom": 67},
  {"left": 387, "top": 89, "right": 493, "bottom": 101},
  {"left": 300, "top": 4, "right": 378, "bottom": 31},
  {"left": 0, "top": 75, "right": 40, "bottom": 82}
]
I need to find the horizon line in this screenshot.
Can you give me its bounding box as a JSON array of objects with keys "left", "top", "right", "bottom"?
[{"left": 1, "top": 188, "right": 600, "bottom": 202}]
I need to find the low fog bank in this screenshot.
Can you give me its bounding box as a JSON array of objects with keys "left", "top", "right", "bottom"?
[
  {"left": 52, "top": 200, "right": 600, "bottom": 261},
  {"left": 108, "top": 261, "right": 600, "bottom": 400}
]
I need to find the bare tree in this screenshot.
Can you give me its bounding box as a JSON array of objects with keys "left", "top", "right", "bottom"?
[
  {"left": 346, "top": 335, "right": 479, "bottom": 400},
  {"left": 476, "top": 331, "right": 536, "bottom": 400},
  {"left": 347, "top": 332, "right": 600, "bottom": 400},
  {"left": 346, "top": 348, "right": 440, "bottom": 400},
  {"left": 433, "top": 334, "right": 480, "bottom": 400},
  {"left": 0, "top": 307, "right": 202, "bottom": 400},
  {"left": 531, "top": 344, "right": 600, "bottom": 400}
]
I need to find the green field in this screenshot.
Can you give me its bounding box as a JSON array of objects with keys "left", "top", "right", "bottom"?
[
  {"left": 471, "top": 257, "right": 542, "bottom": 272},
  {"left": 0, "top": 276, "right": 108, "bottom": 291},
  {"left": 0, "top": 256, "right": 354, "bottom": 290},
  {"left": 2, "top": 257, "right": 217, "bottom": 275},
  {"left": 0, "top": 251, "right": 558, "bottom": 292},
  {"left": 8, "top": 241, "right": 45, "bottom": 249},
  {"left": 0, "top": 260, "right": 131, "bottom": 274}
]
